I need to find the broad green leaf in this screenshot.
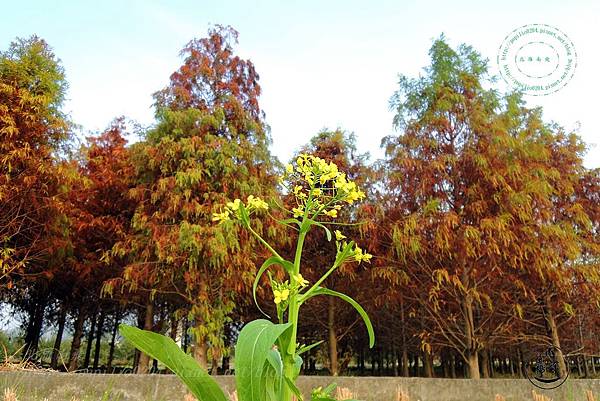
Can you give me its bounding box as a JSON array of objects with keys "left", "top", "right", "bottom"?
[
  {"left": 263, "top": 349, "right": 284, "bottom": 401},
  {"left": 302, "top": 288, "right": 375, "bottom": 348},
  {"left": 252, "top": 257, "right": 294, "bottom": 317},
  {"left": 119, "top": 324, "right": 227, "bottom": 401},
  {"left": 235, "top": 319, "right": 292, "bottom": 401}
]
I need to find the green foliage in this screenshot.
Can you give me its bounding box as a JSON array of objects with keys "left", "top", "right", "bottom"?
[
  {"left": 121, "top": 154, "right": 375, "bottom": 400},
  {"left": 234, "top": 319, "right": 291, "bottom": 401},
  {"left": 119, "top": 324, "right": 227, "bottom": 401}
]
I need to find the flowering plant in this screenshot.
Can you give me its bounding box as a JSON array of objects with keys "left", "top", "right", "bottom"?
[{"left": 120, "top": 154, "right": 374, "bottom": 401}]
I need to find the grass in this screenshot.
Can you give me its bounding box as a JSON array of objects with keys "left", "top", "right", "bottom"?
[{"left": 1, "top": 381, "right": 597, "bottom": 401}]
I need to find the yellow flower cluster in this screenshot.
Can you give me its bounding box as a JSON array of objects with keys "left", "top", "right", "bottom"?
[
  {"left": 292, "top": 273, "right": 309, "bottom": 287},
  {"left": 281, "top": 154, "right": 366, "bottom": 220},
  {"left": 354, "top": 246, "right": 373, "bottom": 263},
  {"left": 334, "top": 230, "right": 373, "bottom": 264},
  {"left": 211, "top": 195, "right": 269, "bottom": 224},
  {"left": 273, "top": 288, "right": 289, "bottom": 304},
  {"left": 271, "top": 273, "right": 310, "bottom": 307}
]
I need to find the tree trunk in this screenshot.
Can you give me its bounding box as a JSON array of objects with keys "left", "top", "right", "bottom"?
[
  {"left": 50, "top": 302, "right": 67, "bottom": 369},
  {"left": 517, "top": 348, "right": 525, "bottom": 378},
  {"left": 509, "top": 356, "right": 515, "bottom": 377},
  {"left": 107, "top": 311, "right": 120, "bottom": 371},
  {"left": 442, "top": 353, "right": 449, "bottom": 378},
  {"left": 400, "top": 295, "right": 409, "bottom": 377},
  {"left": 358, "top": 348, "right": 365, "bottom": 375},
  {"left": 193, "top": 336, "right": 208, "bottom": 370},
  {"left": 183, "top": 317, "right": 189, "bottom": 353},
  {"left": 480, "top": 350, "right": 490, "bottom": 378},
  {"left": 23, "top": 296, "right": 46, "bottom": 360},
  {"left": 222, "top": 355, "right": 230, "bottom": 373},
  {"left": 93, "top": 310, "right": 105, "bottom": 370},
  {"left": 136, "top": 300, "right": 154, "bottom": 374},
  {"left": 211, "top": 352, "right": 220, "bottom": 375},
  {"left": 192, "top": 317, "right": 208, "bottom": 370},
  {"left": 67, "top": 308, "right": 86, "bottom": 372},
  {"left": 462, "top": 294, "right": 480, "bottom": 379},
  {"left": 83, "top": 313, "right": 97, "bottom": 369},
  {"left": 410, "top": 353, "right": 418, "bottom": 377},
  {"left": 543, "top": 295, "right": 568, "bottom": 378},
  {"left": 328, "top": 297, "right": 339, "bottom": 376},
  {"left": 133, "top": 349, "right": 140, "bottom": 372},
  {"left": 466, "top": 351, "right": 480, "bottom": 379},
  {"left": 423, "top": 350, "right": 434, "bottom": 377},
  {"left": 450, "top": 354, "right": 456, "bottom": 378},
  {"left": 169, "top": 314, "right": 178, "bottom": 340},
  {"left": 578, "top": 316, "right": 590, "bottom": 378}
]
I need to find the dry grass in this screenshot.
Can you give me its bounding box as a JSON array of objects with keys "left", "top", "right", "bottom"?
[
  {"left": 335, "top": 387, "right": 353, "bottom": 400},
  {"left": 395, "top": 387, "right": 410, "bottom": 401},
  {"left": 0, "top": 345, "right": 54, "bottom": 373},
  {"left": 1, "top": 384, "right": 596, "bottom": 401},
  {"left": 2, "top": 389, "right": 17, "bottom": 401},
  {"left": 531, "top": 390, "right": 553, "bottom": 401}
]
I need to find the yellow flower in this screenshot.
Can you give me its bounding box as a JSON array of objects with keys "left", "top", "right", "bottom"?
[
  {"left": 324, "top": 209, "right": 338, "bottom": 218},
  {"left": 293, "top": 273, "right": 309, "bottom": 287},
  {"left": 354, "top": 246, "right": 373, "bottom": 263},
  {"left": 226, "top": 198, "right": 241, "bottom": 211},
  {"left": 285, "top": 163, "right": 294, "bottom": 174},
  {"left": 312, "top": 188, "right": 321, "bottom": 196},
  {"left": 292, "top": 207, "right": 304, "bottom": 218},
  {"left": 274, "top": 288, "right": 290, "bottom": 304},
  {"left": 211, "top": 210, "right": 230, "bottom": 223},
  {"left": 247, "top": 195, "right": 269, "bottom": 210},
  {"left": 334, "top": 230, "right": 346, "bottom": 241}
]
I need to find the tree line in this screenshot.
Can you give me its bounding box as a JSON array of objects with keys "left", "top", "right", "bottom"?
[{"left": 1, "top": 26, "right": 598, "bottom": 379}]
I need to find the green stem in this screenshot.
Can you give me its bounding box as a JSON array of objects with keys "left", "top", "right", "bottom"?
[
  {"left": 247, "top": 225, "right": 283, "bottom": 260},
  {"left": 282, "top": 224, "right": 308, "bottom": 401}
]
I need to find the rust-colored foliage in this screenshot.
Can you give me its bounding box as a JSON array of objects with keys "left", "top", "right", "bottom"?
[
  {"left": 0, "top": 36, "right": 70, "bottom": 289},
  {"left": 111, "top": 26, "right": 281, "bottom": 369},
  {"left": 378, "top": 38, "right": 600, "bottom": 378}
]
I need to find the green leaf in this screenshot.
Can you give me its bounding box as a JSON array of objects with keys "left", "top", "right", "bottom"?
[
  {"left": 263, "top": 349, "right": 284, "bottom": 401},
  {"left": 235, "top": 319, "right": 292, "bottom": 401},
  {"left": 293, "top": 354, "right": 303, "bottom": 379},
  {"left": 253, "top": 257, "right": 294, "bottom": 317},
  {"left": 310, "top": 382, "right": 337, "bottom": 401},
  {"left": 302, "top": 288, "right": 375, "bottom": 348},
  {"left": 119, "top": 325, "right": 227, "bottom": 401},
  {"left": 297, "top": 340, "right": 324, "bottom": 355},
  {"left": 278, "top": 218, "right": 301, "bottom": 228},
  {"left": 239, "top": 202, "right": 250, "bottom": 228},
  {"left": 283, "top": 376, "right": 304, "bottom": 401}
]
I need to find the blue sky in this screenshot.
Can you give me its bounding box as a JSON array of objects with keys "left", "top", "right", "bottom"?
[{"left": 2, "top": 0, "right": 599, "bottom": 167}]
